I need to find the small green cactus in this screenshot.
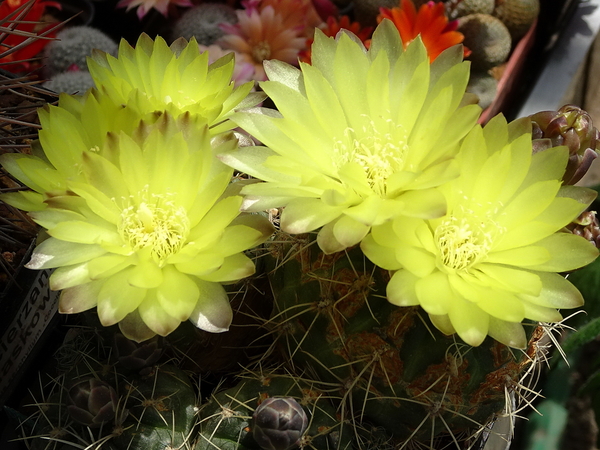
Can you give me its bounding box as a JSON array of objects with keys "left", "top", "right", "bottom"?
[
  {"left": 171, "top": 3, "right": 238, "bottom": 45},
  {"left": 42, "top": 70, "right": 94, "bottom": 94},
  {"left": 111, "top": 365, "right": 198, "bottom": 450},
  {"left": 43, "top": 25, "right": 117, "bottom": 75},
  {"left": 446, "top": 0, "right": 495, "bottom": 19},
  {"left": 493, "top": 0, "right": 540, "bottom": 41},
  {"left": 467, "top": 70, "right": 498, "bottom": 109},
  {"left": 458, "top": 13, "right": 512, "bottom": 70}
]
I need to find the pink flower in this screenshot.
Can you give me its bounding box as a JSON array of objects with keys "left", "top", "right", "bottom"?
[
  {"left": 245, "top": 0, "right": 323, "bottom": 33},
  {"left": 116, "top": 0, "right": 193, "bottom": 20},
  {"left": 218, "top": 5, "right": 307, "bottom": 80}
]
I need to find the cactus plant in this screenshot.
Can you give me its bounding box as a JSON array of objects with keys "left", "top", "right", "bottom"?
[
  {"left": 262, "top": 232, "right": 544, "bottom": 447},
  {"left": 15, "top": 322, "right": 198, "bottom": 450},
  {"left": 42, "top": 70, "right": 95, "bottom": 94},
  {"left": 467, "top": 70, "right": 498, "bottom": 109},
  {"left": 457, "top": 13, "right": 512, "bottom": 70},
  {"left": 446, "top": 0, "right": 495, "bottom": 19},
  {"left": 493, "top": 0, "right": 540, "bottom": 41},
  {"left": 43, "top": 25, "right": 118, "bottom": 75},
  {"left": 171, "top": 3, "right": 238, "bottom": 45},
  {"left": 5, "top": 9, "right": 600, "bottom": 450}
]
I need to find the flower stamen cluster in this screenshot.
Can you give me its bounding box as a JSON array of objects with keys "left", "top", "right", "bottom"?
[
  {"left": 119, "top": 193, "right": 191, "bottom": 264},
  {"left": 435, "top": 216, "right": 492, "bottom": 272}
]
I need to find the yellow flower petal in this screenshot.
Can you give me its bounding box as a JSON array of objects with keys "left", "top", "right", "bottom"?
[
  {"left": 429, "top": 314, "right": 455, "bottom": 335},
  {"left": 189, "top": 281, "right": 232, "bottom": 333},
  {"left": 415, "top": 272, "right": 452, "bottom": 315},
  {"left": 59, "top": 281, "right": 103, "bottom": 314},
  {"left": 119, "top": 309, "right": 157, "bottom": 343},
  {"left": 521, "top": 272, "right": 584, "bottom": 309},
  {"left": 128, "top": 260, "right": 164, "bottom": 289},
  {"left": 333, "top": 215, "right": 370, "bottom": 248},
  {"left": 50, "top": 263, "right": 91, "bottom": 290},
  {"left": 97, "top": 269, "right": 147, "bottom": 326},
  {"left": 487, "top": 318, "right": 527, "bottom": 349},
  {"left": 281, "top": 198, "right": 344, "bottom": 234},
  {"left": 477, "top": 263, "right": 542, "bottom": 296},
  {"left": 27, "top": 238, "right": 106, "bottom": 270},
  {"left": 138, "top": 290, "right": 182, "bottom": 336},
  {"left": 200, "top": 253, "right": 255, "bottom": 283},
  {"left": 476, "top": 289, "right": 525, "bottom": 323},
  {"left": 447, "top": 297, "right": 489, "bottom": 347},
  {"left": 361, "top": 233, "right": 403, "bottom": 271},
  {"left": 316, "top": 220, "right": 346, "bottom": 255},
  {"left": 157, "top": 266, "right": 199, "bottom": 321},
  {"left": 528, "top": 233, "right": 599, "bottom": 272},
  {"left": 387, "top": 269, "right": 420, "bottom": 307}
]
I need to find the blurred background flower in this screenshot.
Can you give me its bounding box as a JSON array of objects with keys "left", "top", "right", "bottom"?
[
  {"left": 116, "top": 0, "right": 192, "bottom": 20},
  {"left": 0, "top": 0, "right": 61, "bottom": 74},
  {"left": 378, "top": 0, "right": 470, "bottom": 62},
  {"left": 217, "top": 4, "right": 308, "bottom": 80}
]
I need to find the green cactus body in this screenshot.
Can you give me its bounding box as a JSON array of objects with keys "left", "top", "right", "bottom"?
[
  {"left": 110, "top": 365, "right": 197, "bottom": 450},
  {"left": 266, "top": 233, "right": 541, "bottom": 446},
  {"left": 196, "top": 371, "right": 353, "bottom": 450},
  {"left": 458, "top": 13, "right": 512, "bottom": 71}
]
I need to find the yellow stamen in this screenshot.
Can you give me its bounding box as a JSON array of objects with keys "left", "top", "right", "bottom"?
[
  {"left": 119, "top": 192, "right": 190, "bottom": 264},
  {"left": 334, "top": 119, "right": 408, "bottom": 197}
]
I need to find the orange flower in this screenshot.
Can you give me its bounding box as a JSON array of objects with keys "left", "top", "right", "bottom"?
[
  {"left": 0, "top": 0, "right": 61, "bottom": 73},
  {"left": 378, "top": 0, "right": 469, "bottom": 62},
  {"left": 299, "top": 15, "right": 373, "bottom": 64}
]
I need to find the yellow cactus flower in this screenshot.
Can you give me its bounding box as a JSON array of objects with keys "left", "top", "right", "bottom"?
[
  {"left": 362, "top": 115, "right": 599, "bottom": 348},
  {"left": 0, "top": 89, "right": 146, "bottom": 212},
  {"left": 220, "top": 19, "right": 481, "bottom": 254},
  {"left": 2, "top": 112, "right": 273, "bottom": 341},
  {"left": 87, "top": 33, "right": 262, "bottom": 135}
]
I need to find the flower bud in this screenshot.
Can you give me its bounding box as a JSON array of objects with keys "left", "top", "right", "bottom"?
[
  {"left": 566, "top": 210, "right": 600, "bottom": 248},
  {"left": 113, "top": 333, "right": 162, "bottom": 373},
  {"left": 530, "top": 105, "right": 600, "bottom": 185},
  {"left": 252, "top": 397, "right": 308, "bottom": 450},
  {"left": 67, "top": 379, "right": 118, "bottom": 427}
]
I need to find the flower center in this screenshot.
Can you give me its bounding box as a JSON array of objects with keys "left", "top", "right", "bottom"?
[
  {"left": 435, "top": 216, "right": 492, "bottom": 272},
  {"left": 335, "top": 120, "right": 408, "bottom": 196},
  {"left": 252, "top": 41, "right": 271, "bottom": 63},
  {"left": 119, "top": 193, "right": 190, "bottom": 264}
]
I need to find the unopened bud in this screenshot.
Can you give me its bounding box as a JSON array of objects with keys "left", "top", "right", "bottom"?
[
  {"left": 566, "top": 210, "right": 600, "bottom": 248},
  {"left": 530, "top": 105, "right": 600, "bottom": 184},
  {"left": 252, "top": 397, "right": 308, "bottom": 450}
]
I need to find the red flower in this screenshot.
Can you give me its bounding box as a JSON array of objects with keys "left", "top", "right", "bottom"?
[
  {"left": 0, "top": 0, "right": 61, "bottom": 73},
  {"left": 378, "top": 0, "right": 469, "bottom": 62}
]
